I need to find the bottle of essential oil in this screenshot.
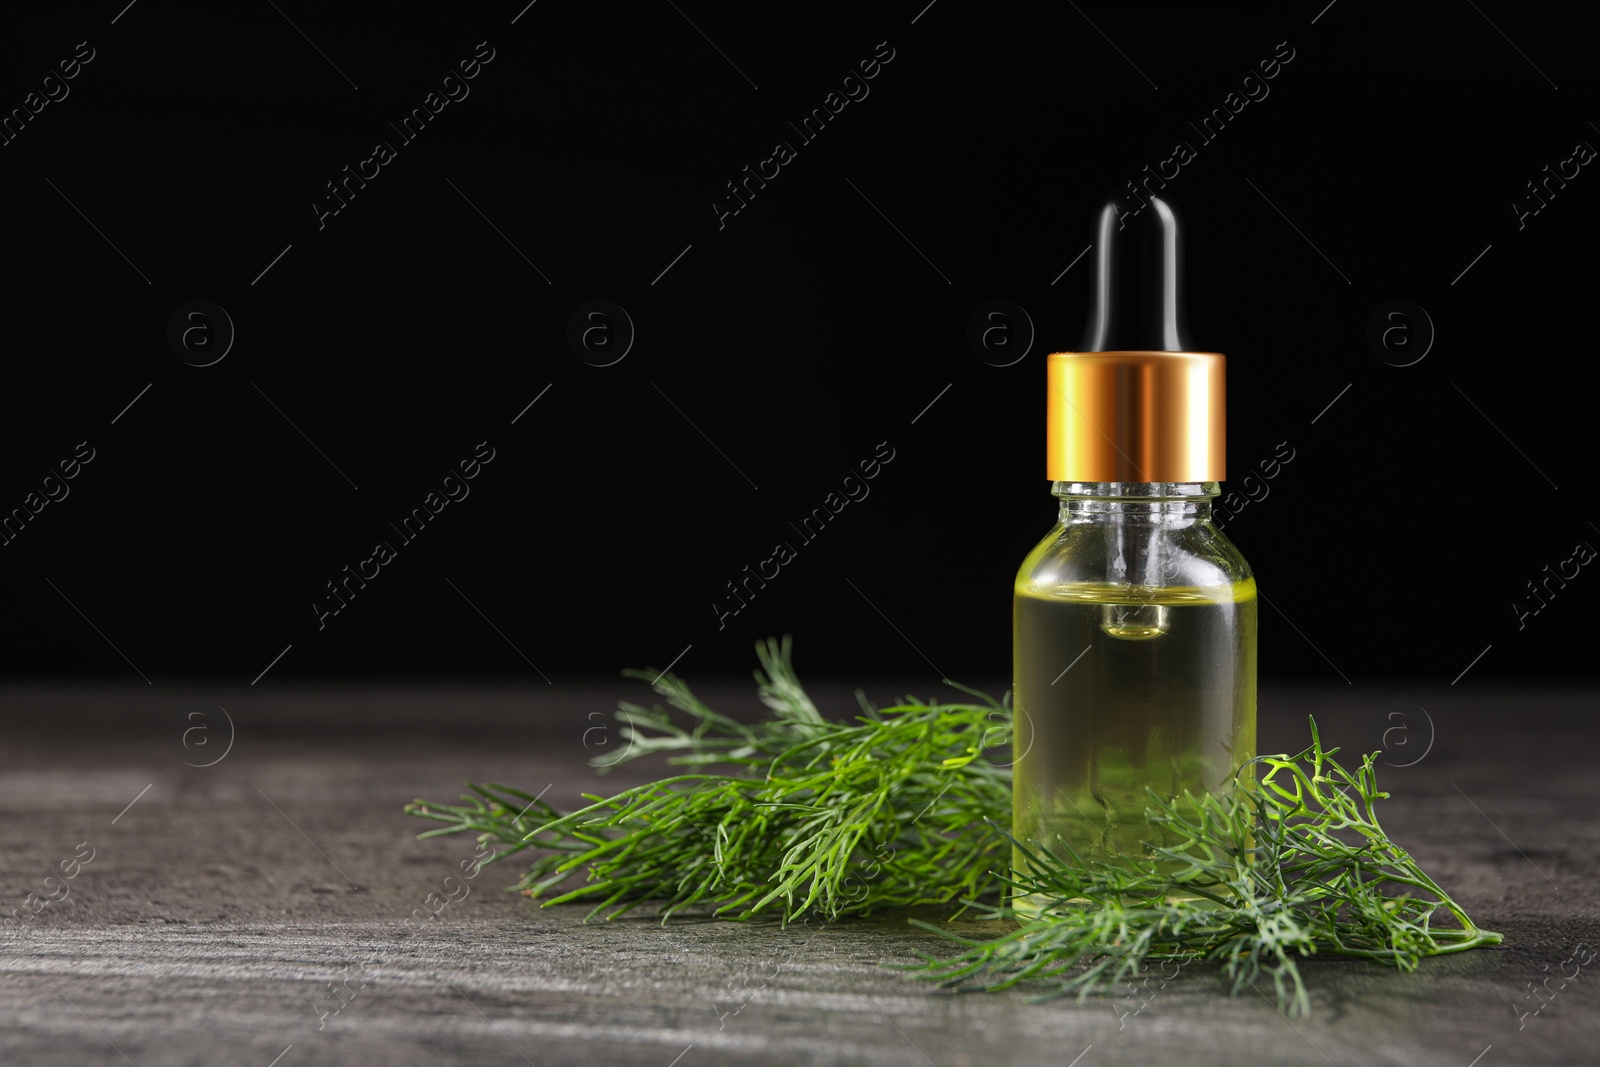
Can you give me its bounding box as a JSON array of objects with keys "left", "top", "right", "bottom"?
[{"left": 1012, "top": 191, "right": 1256, "bottom": 905}]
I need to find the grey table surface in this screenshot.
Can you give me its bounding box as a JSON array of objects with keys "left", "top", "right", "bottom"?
[{"left": 0, "top": 680, "right": 1595, "bottom": 1067}]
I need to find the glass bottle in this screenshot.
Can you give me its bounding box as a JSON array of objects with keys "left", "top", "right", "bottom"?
[
  {"left": 1011, "top": 481, "right": 1256, "bottom": 888},
  {"left": 1012, "top": 188, "right": 1256, "bottom": 905}
]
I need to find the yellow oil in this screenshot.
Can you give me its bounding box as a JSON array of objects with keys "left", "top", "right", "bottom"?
[{"left": 1011, "top": 580, "right": 1257, "bottom": 910}]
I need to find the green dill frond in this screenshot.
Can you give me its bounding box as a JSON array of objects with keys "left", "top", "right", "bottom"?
[
  {"left": 406, "top": 642, "right": 1501, "bottom": 1016},
  {"left": 407, "top": 636, "right": 1013, "bottom": 922},
  {"left": 897, "top": 717, "right": 1502, "bottom": 1016}
]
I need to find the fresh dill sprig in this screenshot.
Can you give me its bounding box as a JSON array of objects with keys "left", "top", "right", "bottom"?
[
  {"left": 898, "top": 720, "right": 1502, "bottom": 1015},
  {"left": 406, "top": 639, "right": 1501, "bottom": 1015},
  {"left": 406, "top": 637, "right": 1013, "bottom": 922}
]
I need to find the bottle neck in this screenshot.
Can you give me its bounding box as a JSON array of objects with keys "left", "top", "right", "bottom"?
[{"left": 1053, "top": 482, "right": 1218, "bottom": 524}]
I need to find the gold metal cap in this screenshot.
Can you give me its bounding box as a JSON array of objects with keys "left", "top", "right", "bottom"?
[{"left": 1046, "top": 350, "right": 1225, "bottom": 482}]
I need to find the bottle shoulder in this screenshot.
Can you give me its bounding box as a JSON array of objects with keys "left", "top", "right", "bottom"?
[{"left": 1016, "top": 518, "right": 1254, "bottom": 597}]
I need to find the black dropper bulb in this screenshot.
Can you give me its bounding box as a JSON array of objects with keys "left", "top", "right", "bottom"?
[{"left": 1077, "top": 190, "right": 1196, "bottom": 352}]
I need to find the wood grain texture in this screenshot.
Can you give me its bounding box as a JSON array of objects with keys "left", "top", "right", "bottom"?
[{"left": 1, "top": 682, "right": 1596, "bottom": 1066}]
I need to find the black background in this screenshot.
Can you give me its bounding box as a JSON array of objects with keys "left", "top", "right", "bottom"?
[{"left": 0, "top": 1, "right": 1591, "bottom": 690}]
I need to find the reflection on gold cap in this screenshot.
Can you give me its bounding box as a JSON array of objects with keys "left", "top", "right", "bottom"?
[{"left": 1046, "top": 350, "right": 1225, "bottom": 482}]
